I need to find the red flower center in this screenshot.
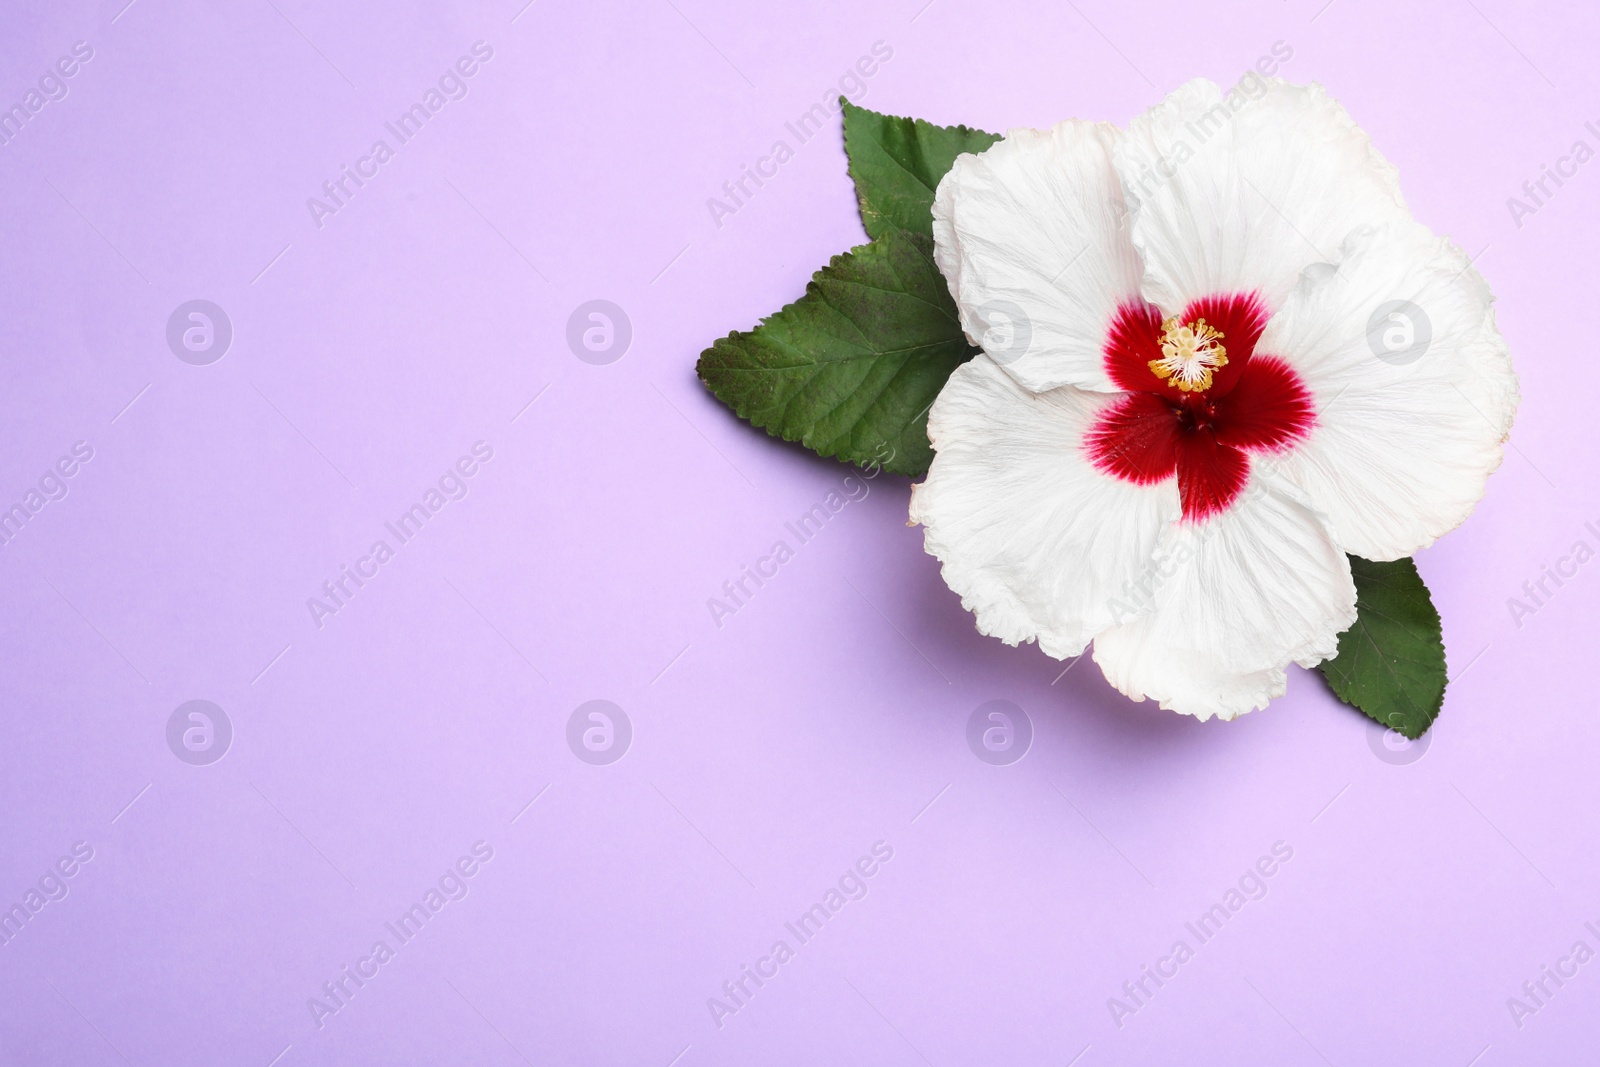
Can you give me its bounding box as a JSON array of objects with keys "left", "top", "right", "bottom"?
[{"left": 1086, "top": 293, "right": 1315, "bottom": 521}]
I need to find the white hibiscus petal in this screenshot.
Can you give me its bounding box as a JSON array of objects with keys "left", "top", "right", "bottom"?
[
  {"left": 1091, "top": 474, "right": 1356, "bottom": 721},
  {"left": 1116, "top": 76, "right": 1410, "bottom": 314},
  {"left": 1259, "top": 223, "right": 1519, "bottom": 560},
  {"left": 932, "top": 120, "right": 1144, "bottom": 394},
  {"left": 910, "top": 356, "right": 1179, "bottom": 658}
]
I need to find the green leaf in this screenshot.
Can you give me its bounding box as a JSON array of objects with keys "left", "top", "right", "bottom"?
[
  {"left": 1316, "top": 556, "right": 1447, "bottom": 739},
  {"left": 696, "top": 227, "right": 977, "bottom": 477},
  {"left": 841, "top": 98, "right": 1000, "bottom": 241}
]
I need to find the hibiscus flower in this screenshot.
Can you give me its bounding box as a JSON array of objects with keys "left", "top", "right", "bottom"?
[{"left": 909, "top": 76, "right": 1518, "bottom": 720}]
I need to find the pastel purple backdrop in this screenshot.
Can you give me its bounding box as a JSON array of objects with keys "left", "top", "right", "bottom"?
[{"left": 0, "top": 0, "right": 1594, "bottom": 1063}]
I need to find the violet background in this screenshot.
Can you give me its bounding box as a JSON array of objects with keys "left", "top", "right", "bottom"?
[{"left": 0, "top": 0, "right": 1594, "bottom": 1063}]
